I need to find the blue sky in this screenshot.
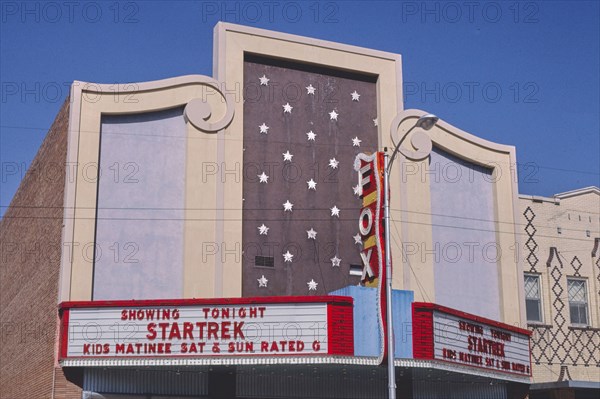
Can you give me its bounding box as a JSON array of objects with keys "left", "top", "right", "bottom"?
[{"left": 1, "top": 1, "right": 599, "bottom": 217}]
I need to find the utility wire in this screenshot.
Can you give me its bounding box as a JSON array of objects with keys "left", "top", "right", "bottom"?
[{"left": 1, "top": 123, "right": 599, "bottom": 176}]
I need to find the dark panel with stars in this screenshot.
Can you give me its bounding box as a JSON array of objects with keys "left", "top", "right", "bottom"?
[{"left": 242, "top": 56, "right": 378, "bottom": 297}]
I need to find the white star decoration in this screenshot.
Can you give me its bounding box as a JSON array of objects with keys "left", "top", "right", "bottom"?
[
  {"left": 307, "top": 279, "right": 318, "bottom": 291},
  {"left": 352, "top": 136, "right": 362, "bottom": 147},
  {"left": 307, "top": 228, "right": 317, "bottom": 240},
  {"left": 258, "top": 224, "right": 269, "bottom": 235},
  {"left": 283, "top": 103, "right": 293, "bottom": 113},
  {"left": 306, "top": 130, "right": 316, "bottom": 141},
  {"left": 307, "top": 178, "right": 317, "bottom": 190},
  {"left": 353, "top": 183, "right": 362, "bottom": 196},
  {"left": 306, "top": 84, "right": 316, "bottom": 95},
  {"left": 283, "top": 200, "right": 294, "bottom": 212},
  {"left": 328, "top": 158, "right": 339, "bottom": 169},
  {"left": 351, "top": 90, "right": 360, "bottom": 101},
  {"left": 259, "top": 123, "right": 269, "bottom": 134},
  {"left": 373, "top": 118, "right": 378, "bottom": 127},
  {"left": 259, "top": 75, "right": 269, "bottom": 86},
  {"left": 283, "top": 251, "right": 294, "bottom": 263},
  {"left": 330, "top": 205, "right": 340, "bottom": 217},
  {"left": 329, "top": 110, "right": 339, "bottom": 120},
  {"left": 331, "top": 256, "right": 341, "bottom": 267},
  {"left": 258, "top": 172, "right": 269, "bottom": 183},
  {"left": 257, "top": 275, "right": 268, "bottom": 287},
  {"left": 353, "top": 233, "right": 362, "bottom": 245},
  {"left": 283, "top": 150, "right": 293, "bottom": 162}
]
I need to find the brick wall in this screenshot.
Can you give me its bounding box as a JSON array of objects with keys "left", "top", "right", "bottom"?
[{"left": 0, "top": 99, "right": 82, "bottom": 399}]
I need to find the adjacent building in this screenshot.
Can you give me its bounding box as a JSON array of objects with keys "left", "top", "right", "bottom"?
[
  {"left": 0, "top": 23, "right": 598, "bottom": 399},
  {"left": 520, "top": 188, "right": 600, "bottom": 399}
]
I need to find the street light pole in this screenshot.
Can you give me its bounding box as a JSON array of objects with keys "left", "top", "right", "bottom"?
[
  {"left": 383, "top": 152, "right": 396, "bottom": 399},
  {"left": 384, "top": 114, "right": 438, "bottom": 399}
]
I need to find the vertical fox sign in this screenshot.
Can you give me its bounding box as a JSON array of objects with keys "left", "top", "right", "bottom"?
[{"left": 354, "top": 152, "right": 388, "bottom": 363}]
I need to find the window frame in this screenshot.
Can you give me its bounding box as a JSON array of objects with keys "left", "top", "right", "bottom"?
[
  {"left": 566, "top": 277, "right": 590, "bottom": 327},
  {"left": 524, "top": 273, "right": 544, "bottom": 324}
]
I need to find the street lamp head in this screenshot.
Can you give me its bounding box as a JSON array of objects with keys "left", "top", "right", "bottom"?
[
  {"left": 415, "top": 114, "right": 439, "bottom": 131},
  {"left": 387, "top": 112, "right": 440, "bottom": 172}
]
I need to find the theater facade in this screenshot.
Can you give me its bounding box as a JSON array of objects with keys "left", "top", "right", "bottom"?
[
  {"left": 10, "top": 22, "right": 597, "bottom": 399},
  {"left": 53, "top": 22, "right": 530, "bottom": 398}
]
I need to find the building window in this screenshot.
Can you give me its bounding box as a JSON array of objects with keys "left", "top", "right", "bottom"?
[
  {"left": 524, "top": 274, "right": 543, "bottom": 323},
  {"left": 586, "top": 230, "right": 590, "bottom": 237},
  {"left": 567, "top": 278, "right": 589, "bottom": 326},
  {"left": 255, "top": 256, "right": 274, "bottom": 268},
  {"left": 557, "top": 227, "right": 562, "bottom": 234}
]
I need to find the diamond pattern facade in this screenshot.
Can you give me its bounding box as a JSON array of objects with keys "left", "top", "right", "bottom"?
[
  {"left": 523, "top": 207, "right": 539, "bottom": 273},
  {"left": 524, "top": 206, "right": 600, "bottom": 372}
]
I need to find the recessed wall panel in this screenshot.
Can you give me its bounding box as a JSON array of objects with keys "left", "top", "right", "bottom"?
[
  {"left": 93, "top": 107, "right": 186, "bottom": 300},
  {"left": 429, "top": 147, "right": 500, "bottom": 319}
]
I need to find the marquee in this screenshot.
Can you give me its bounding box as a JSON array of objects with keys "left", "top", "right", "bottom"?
[
  {"left": 412, "top": 302, "right": 532, "bottom": 377},
  {"left": 59, "top": 296, "right": 353, "bottom": 366}
]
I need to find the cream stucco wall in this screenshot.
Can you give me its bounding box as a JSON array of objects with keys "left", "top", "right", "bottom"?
[
  {"left": 59, "top": 76, "right": 232, "bottom": 301},
  {"left": 212, "top": 22, "right": 404, "bottom": 299}
]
